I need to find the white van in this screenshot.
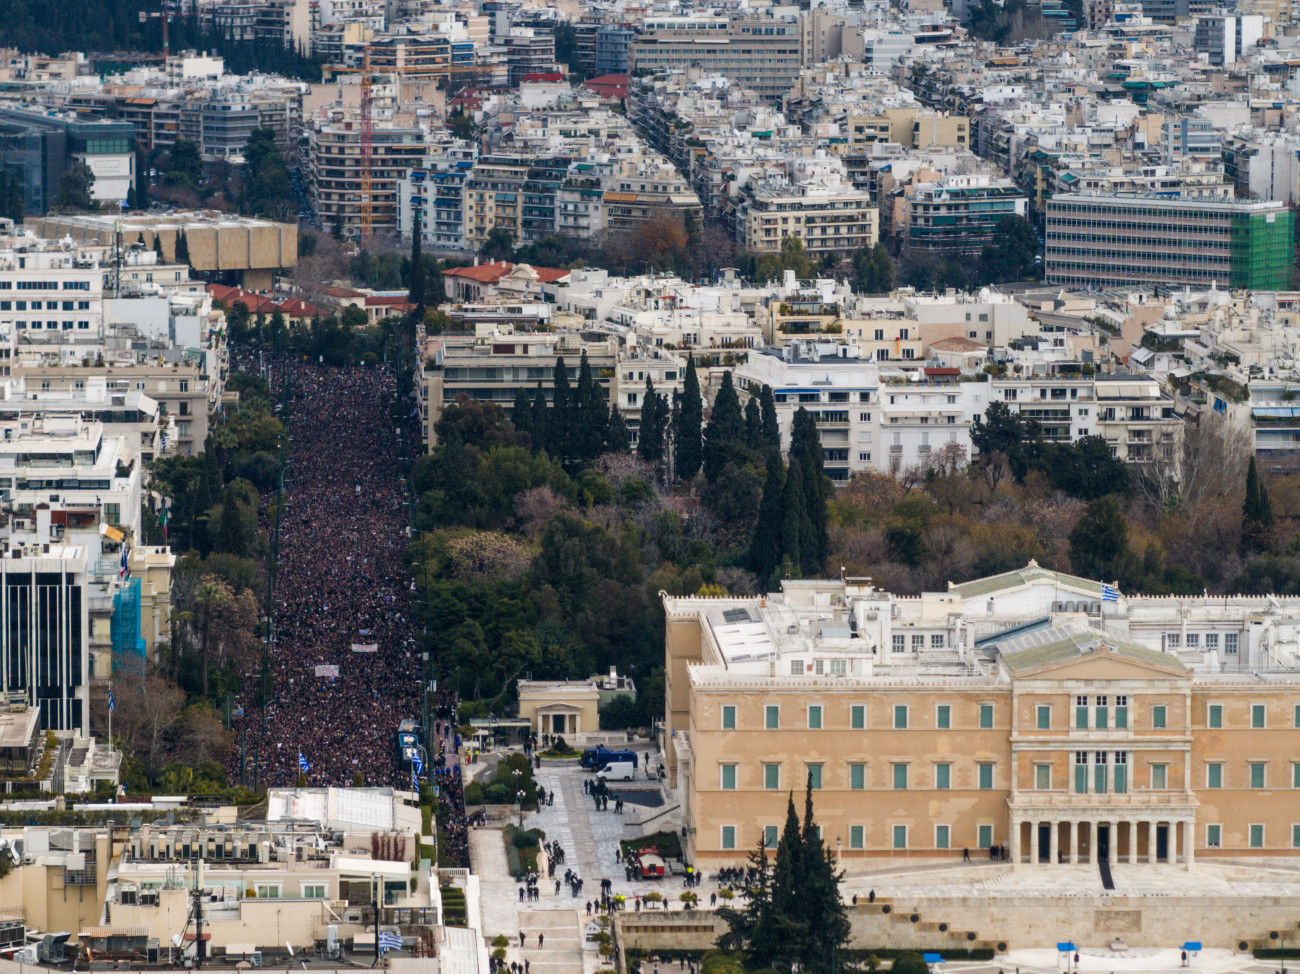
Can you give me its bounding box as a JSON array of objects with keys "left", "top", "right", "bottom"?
[{"left": 596, "top": 761, "right": 636, "bottom": 782}]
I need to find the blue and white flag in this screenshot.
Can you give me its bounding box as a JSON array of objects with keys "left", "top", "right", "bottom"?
[
  {"left": 1101, "top": 584, "right": 1119, "bottom": 602},
  {"left": 413, "top": 753, "right": 424, "bottom": 775},
  {"left": 108, "top": 689, "right": 115, "bottom": 713},
  {"left": 378, "top": 933, "right": 403, "bottom": 953},
  {"left": 298, "top": 751, "right": 310, "bottom": 773}
]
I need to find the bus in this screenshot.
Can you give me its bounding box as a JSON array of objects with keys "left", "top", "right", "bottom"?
[{"left": 395, "top": 719, "right": 421, "bottom": 767}]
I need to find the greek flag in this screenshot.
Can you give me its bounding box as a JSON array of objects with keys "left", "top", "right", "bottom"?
[
  {"left": 1101, "top": 584, "right": 1120, "bottom": 603},
  {"left": 108, "top": 689, "right": 115, "bottom": 713},
  {"left": 298, "top": 751, "right": 310, "bottom": 773},
  {"left": 413, "top": 753, "right": 424, "bottom": 775},
  {"left": 378, "top": 933, "right": 403, "bottom": 953}
]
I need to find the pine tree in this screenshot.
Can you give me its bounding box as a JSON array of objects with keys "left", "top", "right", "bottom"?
[
  {"left": 749, "top": 453, "right": 786, "bottom": 581},
  {"left": 638, "top": 376, "right": 664, "bottom": 464},
  {"left": 675, "top": 354, "right": 703, "bottom": 480},
  {"left": 760, "top": 385, "right": 780, "bottom": 451},
  {"left": 409, "top": 206, "right": 426, "bottom": 312}
]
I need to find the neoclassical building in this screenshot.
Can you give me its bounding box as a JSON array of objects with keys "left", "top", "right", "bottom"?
[{"left": 662, "top": 564, "right": 1300, "bottom": 867}]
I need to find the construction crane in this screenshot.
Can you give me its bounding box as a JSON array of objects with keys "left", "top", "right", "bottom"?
[
  {"left": 138, "top": 2, "right": 170, "bottom": 58},
  {"left": 359, "top": 46, "right": 374, "bottom": 238}
]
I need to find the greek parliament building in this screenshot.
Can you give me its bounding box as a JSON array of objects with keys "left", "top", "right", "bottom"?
[{"left": 662, "top": 562, "right": 1300, "bottom": 868}]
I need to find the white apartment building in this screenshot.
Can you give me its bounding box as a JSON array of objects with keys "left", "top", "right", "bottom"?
[
  {"left": 736, "top": 175, "right": 878, "bottom": 258},
  {"left": 992, "top": 375, "right": 1180, "bottom": 463},
  {"left": 0, "top": 415, "right": 142, "bottom": 537},
  {"left": 0, "top": 235, "right": 103, "bottom": 341}
]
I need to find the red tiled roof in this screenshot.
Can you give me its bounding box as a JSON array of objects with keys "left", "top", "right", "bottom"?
[
  {"left": 442, "top": 261, "right": 569, "bottom": 284},
  {"left": 923, "top": 367, "right": 962, "bottom": 376},
  {"left": 208, "top": 284, "right": 323, "bottom": 319},
  {"left": 522, "top": 72, "right": 565, "bottom": 83},
  {"left": 582, "top": 74, "right": 629, "bottom": 101}
]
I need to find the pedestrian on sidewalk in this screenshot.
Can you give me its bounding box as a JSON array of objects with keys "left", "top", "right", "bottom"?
[
  {"left": 538, "top": 934, "right": 544, "bottom": 949},
  {"left": 519, "top": 932, "right": 526, "bottom": 948}
]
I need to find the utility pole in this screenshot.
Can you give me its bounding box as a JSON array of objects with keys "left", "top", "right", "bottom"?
[
  {"left": 190, "top": 865, "right": 205, "bottom": 969},
  {"left": 373, "top": 875, "right": 381, "bottom": 966}
]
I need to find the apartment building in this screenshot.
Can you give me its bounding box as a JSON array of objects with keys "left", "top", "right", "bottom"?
[
  {"left": 306, "top": 118, "right": 431, "bottom": 236},
  {"left": 736, "top": 178, "right": 878, "bottom": 259},
  {"left": 1193, "top": 14, "right": 1263, "bottom": 66},
  {"left": 602, "top": 157, "right": 702, "bottom": 236},
  {"left": 841, "top": 108, "right": 970, "bottom": 150},
  {"left": 629, "top": 15, "right": 809, "bottom": 103},
  {"left": 503, "top": 28, "right": 557, "bottom": 86},
  {"left": 367, "top": 32, "right": 451, "bottom": 80},
  {"left": 664, "top": 569, "right": 1300, "bottom": 866},
  {"left": 899, "top": 174, "right": 1028, "bottom": 255},
  {"left": 12, "top": 361, "right": 217, "bottom": 455},
  {"left": 463, "top": 154, "right": 531, "bottom": 250},
  {"left": 418, "top": 330, "right": 619, "bottom": 448},
  {"left": 994, "top": 375, "right": 1180, "bottom": 463},
  {"left": 1045, "top": 194, "right": 1294, "bottom": 292}
]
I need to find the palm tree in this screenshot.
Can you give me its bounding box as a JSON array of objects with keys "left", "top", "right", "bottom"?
[{"left": 193, "top": 579, "right": 229, "bottom": 698}]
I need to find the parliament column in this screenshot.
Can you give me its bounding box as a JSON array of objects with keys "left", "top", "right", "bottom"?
[
  {"left": 1183, "top": 820, "right": 1195, "bottom": 870},
  {"left": 1050, "top": 819, "right": 1060, "bottom": 865},
  {"left": 1069, "top": 820, "right": 1079, "bottom": 864},
  {"left": 1010, "top": 815, "right": 1021, "bottom": 868},
  {"left": 1109, "top": 821, "right": 1118, "bottom": 867},
  {"left": 1128, "top": 820, "right": 1137, "bottom": 864}
]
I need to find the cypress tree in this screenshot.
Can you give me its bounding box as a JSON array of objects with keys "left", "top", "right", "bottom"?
[
  {"left": 749, "top": 453, "right": 786, "bottom": 581},
  {"left": 711, "top": 370, "right": 744, "bottom": 441},
  {"left": 760, "top": 385, "right": 780, "bottom": 451},
  {"left": 531, "top": 382, "right": 550, "bottom": 455},
  {"left": 744, "top": 396, "right": 762, "bottom": 447},
  {"left": 791, "top": 407, "right": 830, "bottom": 574},
  {"left": 153, "top": 232, "right": 166, "bottom": 262},
  {"left": 552, "top": 355, "right": 571, "bottom": 461},
  {"left": 175, "top": 228, "right": 190, "bottom": 265},
  {"left": 409, "top": 206, "right": 425, "bottom": 312},
  {"left": 798, "top": 777, "right": 851, "bottom": 974},
  {"left": 606, "top": 404, "right": 630, "bottom": 453},
  {"left": 1241, "top": 456, "right": 1275, "bottom": 554},
  {"left": 637, "top": 376, "right": 663, "bottom": 464},
  {"left": 781, "top": 461, "right": 807, "bottom": 574},
  {"left": 675, "top": 354, "right": 703, "bottom": 479},
  {"left": 574, "top": 351, "right": 606, "bottom": 460},
  {"left": 703, "top": 370, "right": 745, "bottom": 481},
  {"left": 511, "top": 387, "right": 533, "bottom": 441}
]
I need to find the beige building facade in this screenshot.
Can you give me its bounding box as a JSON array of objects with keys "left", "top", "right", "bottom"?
[{"left": 664, "top": 567, "right": 1300, "bottom": 866}]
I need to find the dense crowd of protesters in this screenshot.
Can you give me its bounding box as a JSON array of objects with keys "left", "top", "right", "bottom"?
[{"left": 221, "top": 351, "right": 472, "bottom": 866}]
